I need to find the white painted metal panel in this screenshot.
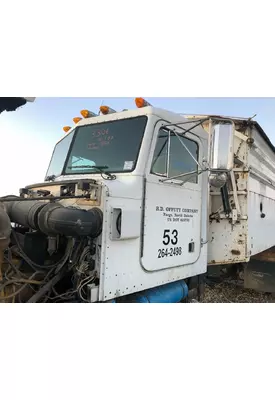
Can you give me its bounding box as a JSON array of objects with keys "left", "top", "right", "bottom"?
[
  {"left": 99, "top": 190, "right": 207, "bottom": 302},
  {"left": 205, "top": 117, "right": 250, "bottom": 264},
  {"left": 142, "top": 181, "right": 201, "bottom": 271},
  {"left": 96, "top": 111, "right": 209, "bottom": 302},
  {"left": 208, "top": 220, "right": 248, "bottom": 264},
  {"left": 247, "top": 126, "right": 275, "bottom": 256},
  {"left": 207, "top": 120, "right": 275, "bottom": 264}
]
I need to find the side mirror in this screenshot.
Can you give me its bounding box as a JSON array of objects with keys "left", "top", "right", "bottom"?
[{"left": 210, "top": 122, "right": 234, "bottom": 171}]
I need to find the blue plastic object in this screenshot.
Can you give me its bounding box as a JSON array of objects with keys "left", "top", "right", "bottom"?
[{"left": 126, "top": 280, "right": 189, "bottom": 303}]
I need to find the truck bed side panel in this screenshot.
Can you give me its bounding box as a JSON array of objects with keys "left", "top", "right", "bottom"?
[{"left": 248, "top": 126, "right": 275, "bottom": 256}]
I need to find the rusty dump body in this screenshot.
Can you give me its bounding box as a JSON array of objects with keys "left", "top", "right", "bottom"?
[{"left": 185, "top": 114, "right": 275, "bottom": 290}]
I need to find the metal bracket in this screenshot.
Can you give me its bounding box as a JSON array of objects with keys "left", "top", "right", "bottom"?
[
  {"left": 88, "top": 284, "right": 99, "bottom": 303},
  {"left": 230, "top": 170, "right": 241, "bottom": 218}
]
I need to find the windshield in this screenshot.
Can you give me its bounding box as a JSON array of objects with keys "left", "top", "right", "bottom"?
[
  {"left": 63, "top": 116, "right": 148, "bottom": 174},
  {"left": 45, "top": 130, "right": 74, "bottom": 180}
]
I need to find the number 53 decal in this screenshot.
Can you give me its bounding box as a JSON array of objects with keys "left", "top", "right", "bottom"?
[{"left": 162, "top": 229, "right": 178, "bottom": 246}]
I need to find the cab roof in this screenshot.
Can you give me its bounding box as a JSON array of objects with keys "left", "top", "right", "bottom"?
[{"left": 58, "top": 106, "right": 209, "bottom": 145}]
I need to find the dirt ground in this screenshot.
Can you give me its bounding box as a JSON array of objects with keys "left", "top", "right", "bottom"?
[{"left": 202, "top": 279, "right": 275, "bottom": 303}]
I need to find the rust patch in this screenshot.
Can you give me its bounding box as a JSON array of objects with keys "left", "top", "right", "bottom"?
[
  {"left": 231, "top": 249, "right": 241, "bottom": 255},
  {"left": 252, "top": 246, "right": 275, "bottom": 263}
]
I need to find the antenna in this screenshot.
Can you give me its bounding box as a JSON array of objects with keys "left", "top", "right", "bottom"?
[{"left": 248, "top": 113, "right": 257, "bottom": 122}]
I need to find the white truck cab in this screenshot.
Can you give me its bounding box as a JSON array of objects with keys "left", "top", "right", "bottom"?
[
  {"left": 21, "top": 100, "right": 214, "bottom": 302},
  {"left": 4, "top": 98, "right": 272, "bottom": 303}
]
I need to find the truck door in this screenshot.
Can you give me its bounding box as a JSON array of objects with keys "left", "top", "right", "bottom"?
[{"left": 141, "top": 121, "right": 203, "bottom": 272}]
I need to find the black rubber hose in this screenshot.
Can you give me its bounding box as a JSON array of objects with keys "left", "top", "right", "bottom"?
[
  {"left": 7, "top": 200, "right": 47, "bottom": 230},
  {"left": 5, "top": 199, "right": 103, "bottom": 238},
  {"left": 37, "top": 203, "right": 103, "bottom": 237}
]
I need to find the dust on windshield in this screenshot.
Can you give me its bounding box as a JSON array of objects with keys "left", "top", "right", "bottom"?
[{"left": 64, "top": 116, "right": 148, "bottom": 174}]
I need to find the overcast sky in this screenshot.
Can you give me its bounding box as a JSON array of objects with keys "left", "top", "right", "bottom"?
[{"left": 1, "top": 97, "right": 275, "bottom": 196}]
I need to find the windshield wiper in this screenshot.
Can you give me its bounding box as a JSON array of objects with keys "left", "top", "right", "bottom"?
[
  {"left": 68, "top": 165, "right": 116, "bottom": 180},
  {"left": 68, "top": 165, "right": 108, "bottom": 170},
  {"left": 45, "top": 175, "right": 56, "bottom": 182}
]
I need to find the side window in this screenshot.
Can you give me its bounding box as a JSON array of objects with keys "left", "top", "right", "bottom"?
[
  {"left": 151, "top": 130, "right": 168, "bottom": 176},
  {"left": 151, "top": 128, "right": 199, "bottom": 183}
]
